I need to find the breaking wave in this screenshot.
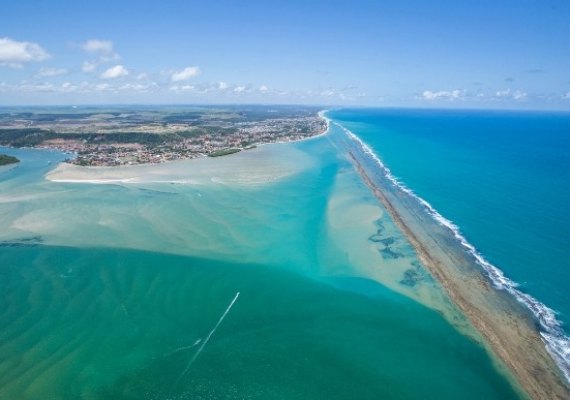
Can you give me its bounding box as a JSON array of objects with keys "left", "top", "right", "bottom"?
[{"left": 334, "top": 121, "right": 570, "bottom": 383}]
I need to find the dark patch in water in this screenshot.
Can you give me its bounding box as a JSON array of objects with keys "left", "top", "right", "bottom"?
[
  {"left": 400, "top": 268, "right": 423, "bottom": 287},
  {"left": 400, "top": 261, "right": 427, "bottom": 287},
  {"left": 369, "top": 234, "right": 384, "bottom": 243},
  {"left": 373, "top": 219, "right": 384, "bottom": 230},
  {"left": 368, "top": 219, "right": 386, "bottom": 242},
  {"left": 0, "top": 236, "right": 44, "bottom": 248},
  {"left": 379, "top": 246, "right": 404, "bottom": 260}
]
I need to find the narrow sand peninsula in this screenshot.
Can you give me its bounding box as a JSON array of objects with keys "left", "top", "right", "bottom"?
[
  {"left": 46, "top": 143, "right": 313, "bottom": 186},
  {"left": 329, "top": 127, "right": 570, "bottom": 400}
]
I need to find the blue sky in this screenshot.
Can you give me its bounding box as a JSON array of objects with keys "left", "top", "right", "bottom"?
[{"left": 1, "top": 0, "right": 569, "bottom": 108}]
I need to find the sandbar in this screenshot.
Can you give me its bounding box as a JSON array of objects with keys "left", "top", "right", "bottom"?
[
  {"left": 329, "top": 123, "right": 570, "bottom": 400},
  {"left": 46, "top": 143, "right": 314, "bottom": 187}
]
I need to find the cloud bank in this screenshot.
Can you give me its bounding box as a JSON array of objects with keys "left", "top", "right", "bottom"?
[
  {"left": 171, "top": 66, "right": 201, "bottom": 82},
  {"left": 100, "top": 65, "right": 129, "bottom": 79},
  {"left": 0, "top": 37, "right": 50, "bottom": 68}
]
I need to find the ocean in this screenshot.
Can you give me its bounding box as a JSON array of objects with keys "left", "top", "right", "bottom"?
[
  {"left": 0, "top": 112, "right": 531, "bottom": 399},
  {"left": 329, "top": 107, "right": 570, "bottom": 384}
]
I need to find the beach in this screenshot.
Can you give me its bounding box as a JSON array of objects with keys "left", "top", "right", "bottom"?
[
  {"left": 327, "top": 120, "right": 570, "bottom": 400},
  {"left": 46, "top": 142, "right": 314, "bottom": 186}
]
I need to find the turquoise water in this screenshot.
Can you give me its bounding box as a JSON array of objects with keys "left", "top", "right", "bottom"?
[
  {"left": 0, "top": 135, "right": 521, "bottom": 399},
  {"left": 330, "top": 107, "right": 570, "bottom": 378}
]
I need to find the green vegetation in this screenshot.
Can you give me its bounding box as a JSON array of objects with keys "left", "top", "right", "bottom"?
[
  {"left": 208, "top": 148, "right": 241, "bottom": 157},
  {"left": 0, "top": 154, "right": 19, "bottom": 166},
  {"left": 0, "top": 106, "right": 325, "bottom": 166},
  {"left": 0, "top": 128, "right": 56, "bottom": 147}
]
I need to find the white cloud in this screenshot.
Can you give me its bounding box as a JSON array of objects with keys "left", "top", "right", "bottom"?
[
  {"left": 563, "top": 92, "right": 570, "bottom": 100},
  {"left": 82, "top": 39, "right": 114, "bottom": 55},
  {"left": 60, "top": 82, "right": 80, "bottom": 93},
  {"left": 100, "top": 65, "right": 129, "bottom": 79},
  {"left": 495, "top": 89, "right": 511, "bottom": 98},
  {"left": 321, "top": 89, "right": 336, "bottom": 97},
  {"left": 136, "top": 72, "right": 148, "bottom": 80},
  {"left": 495, "top": 88, "right": 527, "bottom": 101},
  {"left": 94, "top": 83, "right": 111, "bottom": 91},
  {"left": 18, "top": 82, "right": 56, "bottom": 92},
  {"left": 0, "top": 80, "right": 163, "bottom": 95},
  {"left": 0, "top": 37, "right": 50, "bottom": 67},
  {"left": 512, "top": 90, "right": 527, "bottom": 100},
  {"left": 82, "top": 61, "right": 97, "bottom": 72},
  {"left": 35, "top": 67, "right": 68, "bottom": 77},
  {"left": 422, "top": 89, "right": 464, "bottom": 100},
  {"left": 80, "top": 40, "right": 119, "bottom": 73},
  {"left": 118, "top": 83, "right": 148, "bottom": 92},
  {"left": 218, "top": 81, "right": 228, "bottom": 90},
  {"left": 233, "top": 85, "right": 246, "bottom": 93},
  {"left": 169, "top": 85, "right": 196, "bottom": 92},
  {"left": 259, "top": 85, "right": 268, "bottom": 92},
  {"left": 171, "top": 66, "right": 200, "bottom": 82}
]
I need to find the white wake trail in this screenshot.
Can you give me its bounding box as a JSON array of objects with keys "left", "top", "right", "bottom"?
[{"left": 174, "top": 292, "right": 240, "bottom": 388}]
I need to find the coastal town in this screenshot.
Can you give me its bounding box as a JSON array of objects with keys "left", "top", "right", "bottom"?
[{"left": 0, "top": 106, "right": 327, "bottom": 166}]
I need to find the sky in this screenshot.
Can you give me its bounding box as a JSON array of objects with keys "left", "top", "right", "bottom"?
[{"left": 1, "top": 0, "right": 569, "bottom": 109}]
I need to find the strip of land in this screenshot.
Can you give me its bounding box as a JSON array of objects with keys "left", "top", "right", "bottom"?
[
  {"left": 46, "top": 142, "right": 315, "bottom": 187},
  {"left": 0, "top": 106, "right": 326, "bottom": 166},
  {"left": 329, "top": 126, "right": 570, "bottom": 400},
  {"left": 0, "top": 154, "right": 19, "bottom": 166}
]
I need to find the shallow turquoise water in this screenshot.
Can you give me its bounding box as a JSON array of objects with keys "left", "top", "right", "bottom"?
[
  {"left": 0, "top": 245, "right": 520, "bottom": 399},
  {"left": 329, "top": 108, "right": 570, "bottom": 328},
  {"left": 0, "top": 137, "right": 521, "bottom": 399}
]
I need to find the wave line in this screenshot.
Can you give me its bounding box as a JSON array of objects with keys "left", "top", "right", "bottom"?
[{"left": 333, "top": 120, "right": 570, "bottom": 383}]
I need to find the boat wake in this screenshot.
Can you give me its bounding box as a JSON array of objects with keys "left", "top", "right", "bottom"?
[
  {"left": 174, "top": 292, "right": 240, "bottom": 388},
  {"left": 334, "top": 121, "right": 570, "bottom": 383}
]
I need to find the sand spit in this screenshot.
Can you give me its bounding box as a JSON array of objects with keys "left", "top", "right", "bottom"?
[{"left": 46, "top": 143, "right": 313, "bottom": 187}]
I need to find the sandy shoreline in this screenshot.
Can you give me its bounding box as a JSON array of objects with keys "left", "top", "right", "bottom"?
[
  {"left": 45, "top": 112, "right": 330, "bottom": 186},
  {"left": 46, "top": 140, "right": 315, "bottom": 186},
  {"left": 328, "top": 125, "right": 570, "bottom": 399}
]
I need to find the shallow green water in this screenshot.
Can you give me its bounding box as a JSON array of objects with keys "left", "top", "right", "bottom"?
[
  {"left": 0, "top": 246, "right": 519, "bottom": 400},
  {"left": 0, "top": 137, "right": 521, "bottom": 399}
]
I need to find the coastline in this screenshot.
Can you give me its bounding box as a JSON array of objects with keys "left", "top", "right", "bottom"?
[
  {"left": 45, "top": 141, "right": 315, "bottom": 186},
  {"left": 1, "top": 111, "right": 328, "bottom": 167},
  {"left": 328, "top": 120, "right": 570, "bottom": 400},
  {"left": 45, "top": 112, "right": 330, "bottom": 183},
  {"left": 261, "top": 110, "right": 330, "bottom": 146}
]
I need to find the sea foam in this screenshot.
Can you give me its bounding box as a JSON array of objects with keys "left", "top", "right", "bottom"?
[{"left": 333, "top": 121, "right": 570, "bottom": 383}]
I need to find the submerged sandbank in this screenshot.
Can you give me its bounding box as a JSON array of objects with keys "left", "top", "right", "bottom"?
[
  {"left": 46, "top": 143, "right": 314, "bottom": 186},
  {"left": 0, "top": 163, "right": 18, "bottom": 174},
  {"left": 328, "top": 121, "right": 570, "bottom": 400}
]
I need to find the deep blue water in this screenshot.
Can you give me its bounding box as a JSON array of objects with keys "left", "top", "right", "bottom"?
[{"left": 329, "top": 108, "right": 570, "bottom": 330}]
